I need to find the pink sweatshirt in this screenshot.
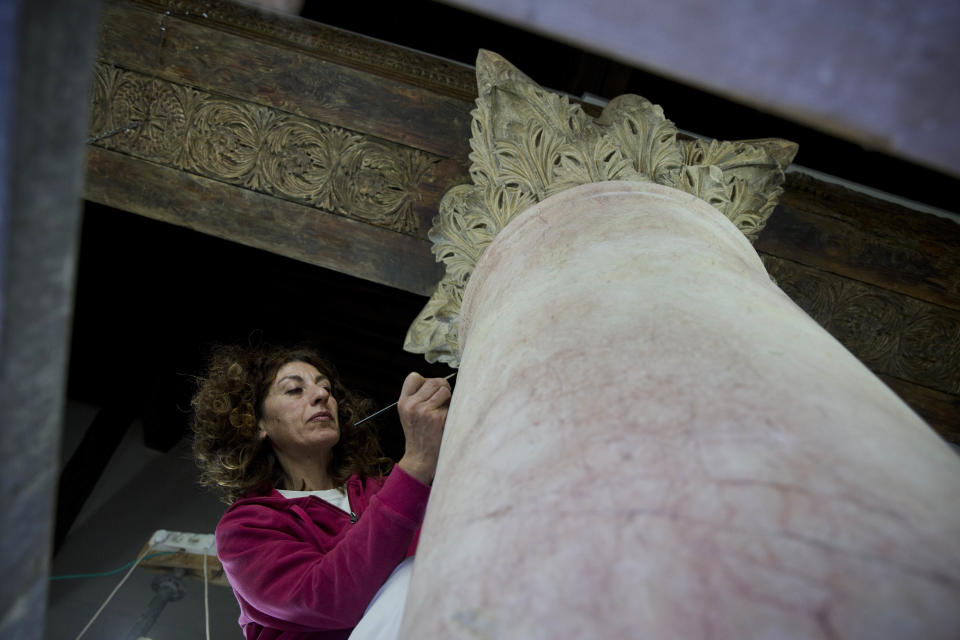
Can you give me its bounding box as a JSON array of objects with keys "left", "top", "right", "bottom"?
[{"left": 215, "top": 466, "right": 430, "bottom": 640}]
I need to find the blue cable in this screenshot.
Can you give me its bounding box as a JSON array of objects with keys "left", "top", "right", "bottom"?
[{"left": 49, "top": 552, "right": 176, "bottom": 581}]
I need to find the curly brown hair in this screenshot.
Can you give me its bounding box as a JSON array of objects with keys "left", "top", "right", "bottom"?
[{"left": 191, "top": 344, "right": 393, "bottom": 504}]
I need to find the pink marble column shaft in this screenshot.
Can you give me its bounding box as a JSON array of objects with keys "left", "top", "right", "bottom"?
[{"left": 400, "top": 181, "right": 960, "bottom": 639}]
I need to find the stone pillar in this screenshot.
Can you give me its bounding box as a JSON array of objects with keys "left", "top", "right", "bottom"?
[
  {"left": 401, "top": 52, "right": 960, "bottom": 639},
  {"left": 401, "top": 180, "right": 960, "bottom": 639},
  {"left": 0, "top": 1, "right": 100, "bottom": 637}
]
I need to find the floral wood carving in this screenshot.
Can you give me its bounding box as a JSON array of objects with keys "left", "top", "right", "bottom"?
[
  {"left": 404, "top": 50, "right": 798, "bottom": 365},
  {"left": 763, "top": 255, "right": 960, "bottom": 396},
  {"left": 89, "top": 62, "right": 438, "bottom": 234}
]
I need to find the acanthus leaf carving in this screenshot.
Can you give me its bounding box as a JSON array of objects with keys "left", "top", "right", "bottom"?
[
  {"left": 261, "top": 119, "right": 350, "bottom": 210},
  {"left": 405, "top": 50, "right": 797, "bottom": 366},
  {"left": 188, "top": 99, "right": 278, "bottom": 188},
  {"left": 680, "top": 138, "right": 797, "bottom": 241},
  {"left": 105, "top": 75, "right": 190, "bottom": 164},
  {"left": 597, "top": 94, "right": 682, "bottom": 186},
  {"left": 90, "top": 63, "right": 123, "bottom": 137}
]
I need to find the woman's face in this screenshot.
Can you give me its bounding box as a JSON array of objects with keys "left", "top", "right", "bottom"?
[{"left": 258, "top": 360, "right": 340, "bottom": 455}]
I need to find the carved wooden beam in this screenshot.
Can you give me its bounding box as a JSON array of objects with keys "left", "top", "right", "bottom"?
[
  {"left": 86, "top": 0, "right": 476, "bottom": 295},
  {"left": 762, "top": 256, "right": 960, "bottom": 396},
  {"left": 756, "top": 175, "right": 960, "bottom": 443},
  {"left": 759, "top": 173, "right": 960, "bottom": 313}
]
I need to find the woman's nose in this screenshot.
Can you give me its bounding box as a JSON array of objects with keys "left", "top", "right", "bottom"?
[{"left": 310, "top": 386, "right": 329, "bottom": 404}]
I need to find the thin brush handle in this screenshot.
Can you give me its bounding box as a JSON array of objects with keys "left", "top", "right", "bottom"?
[{"left": 353, "top": 372, "right": 457, "bottom": 426}]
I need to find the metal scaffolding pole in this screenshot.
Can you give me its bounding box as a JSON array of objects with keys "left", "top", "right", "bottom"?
[{"left": 122, "top": 569, "right": 185, "bottom": 640}]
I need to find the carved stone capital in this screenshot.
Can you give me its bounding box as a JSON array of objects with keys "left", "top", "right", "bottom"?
[{"left": 405, "top": 50, "right": 797, "bottom": 365}]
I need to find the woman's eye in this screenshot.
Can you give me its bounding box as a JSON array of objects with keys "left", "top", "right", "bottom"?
[{"left": 285, "top": 388, "right": 303, "bottom": 395}]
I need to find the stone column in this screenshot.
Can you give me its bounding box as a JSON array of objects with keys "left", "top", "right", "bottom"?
[
  {"left": 401, "top": 53, "right": 960, "bottom": 639},
  {"left": 0, "top": 1, "right": 100, "bottom": 636},
  {"left": 402, "top": 180, "right": 960, "bottom": 639}
]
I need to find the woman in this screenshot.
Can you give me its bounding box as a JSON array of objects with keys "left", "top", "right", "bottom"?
[{"left": 191, "top": 344, "right": 450, "bottom": 640}]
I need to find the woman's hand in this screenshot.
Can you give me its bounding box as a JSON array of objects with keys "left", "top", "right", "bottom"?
[{"left": 396, "top": 372, "right": 451, "bottom": 485}]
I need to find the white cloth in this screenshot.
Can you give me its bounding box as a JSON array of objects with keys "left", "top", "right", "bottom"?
[
  {"left": 348, "top": 557, "right": 415, "bottom": 640},
  {"left": 278, "top": 487, "right": 351, "bottom": 515}
]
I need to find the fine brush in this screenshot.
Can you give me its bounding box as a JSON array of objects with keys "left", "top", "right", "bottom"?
[{"left": 353, "top": 372, "right": 457, "bottom": 427}]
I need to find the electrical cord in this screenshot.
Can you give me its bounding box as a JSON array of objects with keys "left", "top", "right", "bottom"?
[{"left": 50, "top": 552, "right": 175, "bottom": 581}]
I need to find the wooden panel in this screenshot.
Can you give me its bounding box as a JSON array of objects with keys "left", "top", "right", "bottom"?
[
  {"left": 758, "top": 175, "right": 960, "bottom": 445},
  {"left": 762, "top": 255, "right": 960, "bottom": 395},
  {"left": 129, "top": 0, "right": 478, "bottom": 101},
  {"left": 139, "top": 545, "right": 230, "bottom": 587},
  {"left": 758, "top": 173, "right": 960, "bottom": 312},
  {"left": 879, "top": 375, "right": 960, "bottom": 444},
  {"left": 762, "top": 255, "right": 960, "bottom": 432},
  {"left": 85, "top": 146, "right": 444, "bottom": 296},
  {"left": 87, "top": 62, "right": 469, "bottom": 240},
  {"left": 97, "top": 0, "right": 475, "bottom": 159}
]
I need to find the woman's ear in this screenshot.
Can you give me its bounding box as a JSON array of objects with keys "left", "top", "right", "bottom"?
[{"left": 257, "top": 421, "right": 268, "bottom": 441}]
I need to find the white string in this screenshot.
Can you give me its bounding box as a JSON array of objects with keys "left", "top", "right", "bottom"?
[
  {"left": 74, "top": 547, "right": 152, "bottom": 640},
  {"left": 203, "top": 543, "right": 212, "bottom": 640}
]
